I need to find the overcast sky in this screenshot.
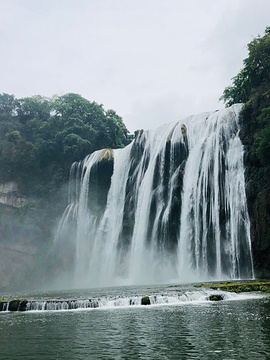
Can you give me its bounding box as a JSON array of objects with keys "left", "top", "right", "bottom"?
[{"left": 1, "top": 0, "right": 270, "bottom": 132}]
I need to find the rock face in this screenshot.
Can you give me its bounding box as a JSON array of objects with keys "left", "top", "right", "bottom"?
[
  {"left": 8, "top": 299, "right": 28, "bottom": 311},
  {"left": 88, "top": 149, "right": 114, "bottom": 217},
  {"left": 247, "top": 186, "right": 270, "bottom": 278},
  {"left": 0, "top": 193, "right": 41, "bottom": 292},
  {"left": 239, "top": 104, "right": 270, "bottom": 278},
  {"left": 0, "top": 182, "right": 29, "bottom": 208},
  {"left": 0, "top": 183, "right": 36, "bottom": 292},
  {"left": 197, "top": 280, "right": 270, "bottom": 293}
]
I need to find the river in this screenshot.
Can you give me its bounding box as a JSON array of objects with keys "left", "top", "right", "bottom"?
[{"left": 1, "top": 284, "right": 270, "bottom": 359}]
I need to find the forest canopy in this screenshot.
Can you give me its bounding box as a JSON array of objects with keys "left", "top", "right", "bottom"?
[{"left": 0, "top": 93, "right": 132, "bottom": 197}]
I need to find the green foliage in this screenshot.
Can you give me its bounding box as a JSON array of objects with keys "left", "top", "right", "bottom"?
[
  {"left": 5, "top": 130, "right": 21, "bottom": 142},
  {"left": 0, "top": 92, "right": 132, "bottom": 197},
  {"left": 221, "top": 28, "right": 270, "bottom": 106},
  {"left": 220, "top": 68, "right": 251, "bottom": 106},
  {"left": 256, "top": 125, "right": 270, "bottom": 166},
  {"left": 0, "top": 93, "right": 16, "bottom": 117},
  {"left": 221, "top": 28, "right": 270, "bottom": 171},
  {"left": 196, "top": 281, "right": 270, "bottom": 293}
]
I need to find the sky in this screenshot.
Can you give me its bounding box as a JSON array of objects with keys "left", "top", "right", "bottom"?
[{"left": 0, "top": 0, "right": 270, "bottom": 133}]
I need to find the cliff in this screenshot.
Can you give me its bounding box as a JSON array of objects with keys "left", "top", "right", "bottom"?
[
  {"left": 0, "top": 181, "right": 29, "bottom": 208},
  {"left": 220, "top": 27, "right": 270, "bottom": 278},
  {"left": 0, "top": 182, "right": 67, "bottom": 292},
  {"left": 240, "top": 99, "right": 270, "bottom": 278}
]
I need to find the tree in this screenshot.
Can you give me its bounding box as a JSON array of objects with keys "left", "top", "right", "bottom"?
[
  {"left": 220, "top": 27, "right": 270, "bottom": 168},
  {"left": 257, "top": 125, "right": 270, "bottom": 166},
  {"left": 220, "top": 28, "right": 270, "bottom": 106},
  {"left": 0, "top": 93, "right": 16, "bottom": 117},
  {"left": 0, "top": 92, "right": 132, "bottom": 197}
]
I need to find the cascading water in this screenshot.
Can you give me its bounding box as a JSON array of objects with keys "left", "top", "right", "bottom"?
[{"left": 54, "top": 104, "right": 254, "bottom": 288}]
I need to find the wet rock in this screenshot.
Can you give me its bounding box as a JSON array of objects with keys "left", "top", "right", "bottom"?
[
  {"left": 166, "top": 124, "right": 178, "bottom": 142},
  {"left": 2, "top": 299, "right": 28, "bottom": 311},
  {"left": 141, "top": 296, "right": 151, "bottom": 305},
  {"left": 181, "top": 124, "right": 188, "bottom": 146},
  {"left": 88, "top": 149, "right": 114, "bottom": 216},
  {"left": 18, "top": 300, "right": 28, "bottom": 311},
  {"left": 208, "top": 294, "right": 224, "bottom": 301},
  {"left": 197, "top": 280, "right": 270, "bottom": 293},
  {"left": 0, "top": 182, "right": 29, "bottom": 208},
  {"left": 0, "top": 301, "right": 8, "bottom": 311},
  {"left": 8, "top": 299, "right": 21, "bottom": 311},
  {"left": 181, "top": 124, "right": 187, "bottom": 136}
]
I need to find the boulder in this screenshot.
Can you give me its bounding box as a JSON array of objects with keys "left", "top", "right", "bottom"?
[
  {"left": 7, "top": 299, "right": 28, "bottom": 311},
  {"left": 141, "top": 296, "right": 151, "bottom": 305},
  {"left": 208, "top": 294, "right": 224, "bottom": 301}
]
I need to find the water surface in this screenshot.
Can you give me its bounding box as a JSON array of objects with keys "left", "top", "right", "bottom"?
[{"left": 1, "top": 285, "right": 270, "bottom": 359}]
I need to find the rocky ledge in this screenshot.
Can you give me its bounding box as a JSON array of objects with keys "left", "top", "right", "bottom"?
[
  {"left": 194, "top": 280, "right": 270, "bottom": 293},
  {"left": 0, "top": 182, "right": 29, "bottom": 208}
]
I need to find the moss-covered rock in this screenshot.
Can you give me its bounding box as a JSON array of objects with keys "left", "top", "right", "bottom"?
[
  {"left": 141, "top": 296, "right": 151, "bottom": 305},
  {"left": 208, "top": 294, "right": 224, "bottom": 301},
  {"left": 195, "top": 280, "right": 270, "bottom": 293},
  {"left": 18, "top": 300, "right": 28, "bottom": 311},
  {"left": 99, "top": 149, "right": 113, "bottom": 162},
  {"left": 8, "top": 299, "right": 21, "bottom": 311},
  {"left": 2, "top": 299, "right": 28, "bottom": 311}
]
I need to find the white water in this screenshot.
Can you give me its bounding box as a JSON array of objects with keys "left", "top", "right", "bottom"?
[
  {"left": 6, "top": 289, "right": 263, "bottom": 313},
  {"left": 55, "top": 105, "right": 254, "bottom": 288}
]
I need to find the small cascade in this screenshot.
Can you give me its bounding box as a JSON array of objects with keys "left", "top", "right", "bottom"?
[
  {"left": 0, "top": 301, "right": 8, "bottom": 311},
  {"left": 26, "top": 299, "right": 99, "bottom": 311},
  {"left": 54, "top": 105, "right": 254, "bottom": 287},
  {"left": 1, "top": 289, "right": 264, "bottom": 312}
]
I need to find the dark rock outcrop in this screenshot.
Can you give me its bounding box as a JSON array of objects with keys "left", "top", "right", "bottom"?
[
  {"left": 0, "top": 182, "right": 29, "bottom": 208},
  {"left": 4, "top": 299, "right": 28, "bottom": 311},
  {"left": 208, "top": 294, "right": 224, "bottom": 301},
  {"left": 141, "top": 296, "right": 151, "bottom": 305},
  {"left": 240, "top": 101, "right": 270, "bottom": 278}
]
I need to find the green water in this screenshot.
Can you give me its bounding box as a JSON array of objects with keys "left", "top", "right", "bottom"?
[{"left": 1, "top": 286, "right": 270, "bottom": 359}]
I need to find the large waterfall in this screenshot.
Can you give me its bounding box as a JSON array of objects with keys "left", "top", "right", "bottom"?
[{"left": 55, "top": 104, "right": 254, "bottom": 288}]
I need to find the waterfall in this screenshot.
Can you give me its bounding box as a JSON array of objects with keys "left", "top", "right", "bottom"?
[{"left": 54, "top": 104, "right": 254, "bottom": 287}]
